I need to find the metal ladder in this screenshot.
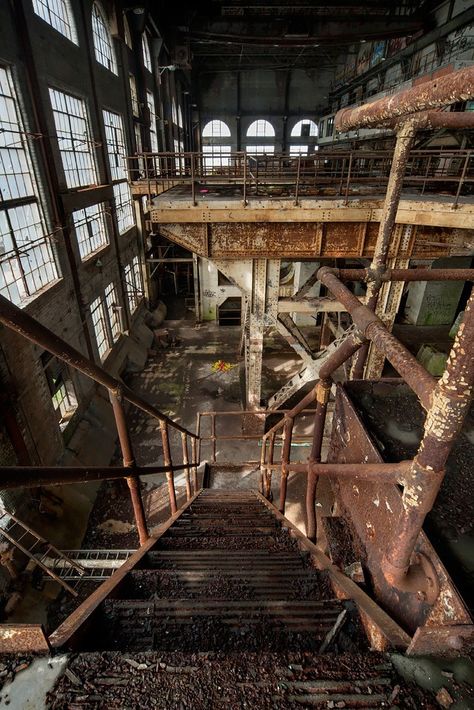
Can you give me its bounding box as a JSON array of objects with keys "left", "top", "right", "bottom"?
[
  {"left": 41, "top": 549, "right": 135, "bottom": 582},
  {"left": 0, "top": 507, "right": 86, "bottom": 596}
]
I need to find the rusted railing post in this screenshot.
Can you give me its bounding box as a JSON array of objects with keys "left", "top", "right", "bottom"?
[
  {"left": 351, "top": 120, "right": 417, "bottom": 379},
  {"left": 160, "top": 420, "right": 177, "bottom": 514},
  {"left": 191, "top": 436, "right": 199, "bottom": 493},
  {"left": 452, "top": 150, "right": 470, "bottom": 210},
  {"left": 181, "top": 432, "right": 192, "bottom": 500},
  {"left": 279, "top": 417, "right": 293, "bottom": 513},
  {"left": 243, "top": 152, "right": 247, "bottom": 206},
  {"left": 211, "top": 413, "right": 217, "bottom": 463},
  {"left": 294, "top": 154, "right": 301, "bottom": 206},
  {"left": 259, "top": 435, "right": 267, "bottom": 494},
  {"left": 265, "top": 431, "right": 276, "bottom": 499},
  {"left": 191, "top": 153, "right": 196, "bottom": 206},
  {"left": 383, "top": 286, "right": 474, "bottom": 597},
  {"left": 306, "top": 379, "right": 332, "bottom": 542},
  {"left": 109, "top": 391, "right": 149, "bottom": 545}
]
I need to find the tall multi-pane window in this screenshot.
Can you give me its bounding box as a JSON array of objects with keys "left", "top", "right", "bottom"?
[
  {"left": 49, "top": 88, "right": 97, "bottom": 188},
  {"left": 91, "top": 2, "right": 117, "bottom": 74},
  {"left": 124, "top": 255, "right": 143, "bottom": 314},
  {"left": 113, "top": 182, "right": 134, "bottom": 234},
  {"left": 105, "top": 281, "right": 121, "bottom": 342},
  {"left": 142, "top": 33, "right": 152, "bottom": 73},
  {"left": 90, "top": 295, "right": 109, "bottom": 360},
  {"left": 123, "top": 14, "right": 133, "bottom": 49},
  {"left": 102, "top": 110, "right": 134, "bottom": 234},
  {"left": 72, "top": 203, "right": 109, "bottom": 260},
  {"left": 42, "top": 353, "right": 78, "bottom": 431},
  {"left": 90, "top": 282, "right": 122, "bottom": 359},
  {"left": 32, "top": 0, "right": 77, "bottom": 43},
  {"left": 103, "top": 109, "right": 127, "bottom": 181},
  {"left": 129, "top": 74, "right": 139, "bottom": 117},
  {"left": 146, "top": 90, "right": 159, "bottom": 152},
  {"left": 0, "top": 67, "right": 60, "bottom": 306}
]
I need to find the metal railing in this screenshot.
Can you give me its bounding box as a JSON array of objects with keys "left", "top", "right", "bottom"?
[{"left": 127, "top": 149, "right": 474, "bottom": 206}]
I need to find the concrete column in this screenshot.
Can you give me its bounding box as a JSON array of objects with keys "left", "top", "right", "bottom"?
[
  {"left": 292, "top": 261, "right": 320, "bottom": 326},
  {"left": 404, "top": 256, "right": 470, "bottom": 326}
]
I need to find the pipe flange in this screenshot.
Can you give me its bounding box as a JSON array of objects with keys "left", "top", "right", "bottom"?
[{"left": 383, "top": 552, "right": 440, "bottom": 604}]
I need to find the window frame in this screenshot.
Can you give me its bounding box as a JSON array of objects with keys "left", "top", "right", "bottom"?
[
  {"left": 1, "top": 65, "right": 61, "bottom": 306},
  {"left": 32, "top": 0, "right": 78, "bottom": 44},
  {"left": 72, "top": 202, "right": 109, "bottom": 261},
  {"left": 124, "top": 255, "right": 143, "bottom": 315},
  {"left": 49, "top": 86, "right": 98, "bottom": 189},
  {"left": 91, "top": 1, "right": 118, "bottom": 75}
]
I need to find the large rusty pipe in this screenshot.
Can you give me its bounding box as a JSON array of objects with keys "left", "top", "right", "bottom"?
[
  {"left": 383, "top": 285, "right": 474, "bottom": 584},
  {"left": 0, "top": 294, "right": 196, "bottom": 439},
  {"left": 335, "top": 66, "right": 474, "bottom": 131},
  {"left": 109, "top": 392, "right": 148, "bottom": 545},
  {"left": 376, "top": 110, "right": 474, "bottom": 132},
  {"left": 332, "top": 268, "right": 474, "bottom": 283},
  {"left": 351, "top": 121, "right": 416, "bottom": 378},
  {"left": 266, "top": 460, "right": 413, "bottom": 483},
  {"left": 318, "top": 267, "right": 436, "bottom": 409},
  {"left": 318, "top": 333, "right": 365, "bottom": 380}
]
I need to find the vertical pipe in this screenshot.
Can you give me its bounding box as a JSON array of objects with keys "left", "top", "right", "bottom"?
[
  {"left": 109, "top": 392, "right": 148, "bottom": 545},
  {"left": 344, "top": 153, "right": 353, "bottom": 204},
  {"left": 294, "top": 155, "right": 301, "bottom": 206},
  {"left": 383, "top": 286, "right": 474, "bottom": 585},
  {"left": 191, "top": 436, "right": 199, "bottom": 493},
  {"left": 191, "top": 153, "right": 196, "bottom": 206},
  {"left": 351, "top": 120, "right": 417, "bottom": 379},
  {"left": 181, "top": 432, "right": 192, "bottom": 500},
  {"left": 306, "top": 379, "right": 331, "bottom": 542},
  {"left": 243, "top": 152, "right": 247, "bottom": 206},
  {"left": 279, "top": 417, "right": 293, "bottom": 514},
  {"left": 160, "top": 420, "right": 177, "bottom": 514}
]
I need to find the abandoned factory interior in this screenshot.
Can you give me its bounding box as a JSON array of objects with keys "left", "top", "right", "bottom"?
[{"left": 1, "top": 0, "right": 474, "bottom": 706}]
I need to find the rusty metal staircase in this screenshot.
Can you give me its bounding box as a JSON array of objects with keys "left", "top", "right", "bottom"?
[
  {"left": 45, "top": 489, "right": 437, "bottom": 708},
  {"left": 0, "top": 507, "right": 85, "bottom": 596}
]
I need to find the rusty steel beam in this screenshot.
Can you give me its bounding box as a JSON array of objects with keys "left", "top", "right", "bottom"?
[
  {"left": 333, "top": 268, "right": 474, "bottom": 283},
  {"left": 335, "top": 66, "right": 474, "bottom": 131},
  {"left": 318, "top": 267, "right": 436, "bottom": 409},
  {"left": 0, "top": 294, "right": 196, "bottom": 439},
  {"left": 0, "top": 464, "right": 195, "bottom": 489},
  {"left": 383, "top": 285, "right": 474, "bottom": 593}
]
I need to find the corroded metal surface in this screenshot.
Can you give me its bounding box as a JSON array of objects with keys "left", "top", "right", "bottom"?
[
  {"left": 335, "top": 66, "right": 474, "bottom": 131},
  {"left": 327, "top": 385, "right": 471, "bottom": 641},
  {"left": 156, "top": 221, "right": 472, "bottom": 260},
  {"left": 0, "top": 624, "right": 50, "bottom": 653}
]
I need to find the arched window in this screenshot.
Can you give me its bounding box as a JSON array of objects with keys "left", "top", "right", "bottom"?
[
  {"left": 142, "top": 33, "right": 152, "bottom": 72},
  {"left": 291, "top": 119, "right": 318, "bottom": 138},
  {"left": 32, "top": 0, "right": 77, "bottom": 43},
  {"left": 289, "top": 119, "right": 318, "bottom": 156},
  {"left": 247, "top": 120, "right": 275, "bottom": 138},
  {"left": 202, "top": 120, "right": 231, "bottom": 138},
  {"left": 202, "top": 120, "right": 231, "bottom": 169},
  {"left": 246, "top": 119, "right": 275, "bottom": 154},
  {"left": 92, "top": 2, "right": 117, "bottom": 74}
]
